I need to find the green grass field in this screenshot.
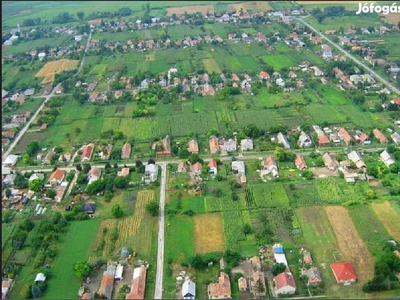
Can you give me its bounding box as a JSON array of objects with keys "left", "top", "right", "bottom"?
[{"left": 43, "top": 219, "right": 100, "bottom": 299}]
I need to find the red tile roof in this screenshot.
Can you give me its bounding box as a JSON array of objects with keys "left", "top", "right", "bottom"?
[
  {"left": 318, "top": 134, "right": 330, "bottom": 145},
  {"left": 121, "top": 143, "right": 131, "bottom": 159},
  {"left": 295, "top": 154, "right": 307, "bottom": 169},
  {"left": 208, "top": 159, "right": 218, "bottom": 169},
  {"left": 373, "top": 129, "right": 388, "bottom": 143},
  {"left": 274, "top": 272, "right": 296, "bottom": 289},
  {"left": 48, "top": 169, "right": 65, "bottom": 183},
  {"left": 338, "top": 127, "right": 353, "bottom": 144},
  {"left": 358, "top": 133, "right": 370, "bottom": 143},
  {"left": 259, "top": 71, "right": 270, "bottom": 79},
  {"left": 81, "top": 143, "right": 94, "bottom": 160},
  {"left": 330, "top": 262, "right": 357, "bottom": 283},
  {"left": 126, "top": 266, "right": 147, "bottom": 299},
  {"left": 208, "top": 272, "right": 231, "bottom": 298}
]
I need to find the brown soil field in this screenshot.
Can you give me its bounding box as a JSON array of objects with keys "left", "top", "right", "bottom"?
[
  {"left": 227, "top": 2, "right": 272, "bottom": 12},
  {"left": 194, "top": 213, "right": 225, "bottom": 253},
  {"left": 166, "top": 5, "right": 214, "bottom": 16},
  {"left": 35, "top": 59, "right": 79, "bottom": 83},
  {"left": 371, "top": 202, "right": 400, "bottom": 240},
  {"left": 325, "top": 206, "right": 374, "bottom": 284},
  {"left": 380, "top": 13, "right": 400, "bottom": 25}
]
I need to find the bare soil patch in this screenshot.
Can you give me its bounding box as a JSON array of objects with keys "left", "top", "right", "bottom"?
[
  {"left": 35, "top": 59, "right": 79, "bottom": 83},
  {"left": 325, "top": 206, "right": 374, "bottom": 284},
  {"left": 380, "top": 13, "right": 400, "bottom": 25},
  {"left": 227, "top": 2, "right": 272, "bottom": 13},
  {"left": 310, "top": 167, "right": 339, "bottom": 178},
  {"left": 166, "top": 5, "right": 214, "bottom": 16},
  {"left": 194, "top": 213, "right": 225, "bottom": 253},
  {"left": 371, "top": 202, "right": 400, "bottom": 240}
]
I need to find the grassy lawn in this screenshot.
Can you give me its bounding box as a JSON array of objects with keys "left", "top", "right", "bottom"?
[{"left": 43, "top": 219, "right": 100, "bottom": 299}]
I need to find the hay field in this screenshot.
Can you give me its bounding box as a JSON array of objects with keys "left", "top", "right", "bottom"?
[
  {"left": 145, "top": 54, "right": 155, "bottom": 61},
  {"left": 194, "top": 213, "right": 225, "bottom": 253},
  {"left": 227, "top": 2, "right": 272, "bottom": 12},
  {"left": 35, "top": 59, "right": 79, "bottom": 83},
  {"left": 166, "top": 5, "right": 214, "bottom": 16},
  {"left": 380, "top": 13, "right": 400, "bottom": 25},
  {"left": 203, "top": 58, "right": 222, "bottom": 73},
  {"left": 325, "top": 206, "right": 374, "bottom": 284},
  {"left": 371, "top": 202, "right": 400, "bottom": 240}
]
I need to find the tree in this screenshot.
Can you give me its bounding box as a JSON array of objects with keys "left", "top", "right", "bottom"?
[
  {"left": 73, "top": 261, "right": 90, "bottom": 278},
  {"left": 86, "top": 180, "right": 106, "bottom": 195},
  {"left": 146, "top": 201, "right": 159, "bottom": 216},
  {"left": 243, "top": 124, "right": 260, "bottom": 138},
  {"left": 45, "top": 189, "right": 57, "bottom": 199},
  {"left": 29, "top": 179, "right": 43, "bottom": 192},
  {"left": 243, "top": 224, "right": 252, "bottom": 234},
  {"left": 272, "top": 262, "right": 287, "bottom": 276},
  {"left": 31, "top": 285, "right": 42, "bottom": 299},
  {"left": 14, "top": 174, "right": 28, "bottom": 188},
  {"left": 111, "top": 204, "right": 123, "bottom": 218},
  {"left": 77, "top": 11, "right": 85, "bottom": 20}
]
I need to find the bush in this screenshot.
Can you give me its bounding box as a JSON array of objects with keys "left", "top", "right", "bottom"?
[{"left": 146, "top": 201, "right": 159, "bottom": 216}]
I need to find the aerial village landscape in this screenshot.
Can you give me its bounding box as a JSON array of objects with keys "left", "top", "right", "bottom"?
[{"left": 1, "top": 1, "right": 400, "bottom": 299}]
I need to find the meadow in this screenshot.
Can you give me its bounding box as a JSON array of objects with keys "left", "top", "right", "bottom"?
[{"left": 44, "top": 219, "right": 100, "bottom": 299}]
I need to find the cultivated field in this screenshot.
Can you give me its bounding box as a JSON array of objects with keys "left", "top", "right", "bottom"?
[
  {"left": 381, "top": 13, "right": 400, "bottom": 25},
  {"left": 203, "top": 58, "right": 222, "bottom": 73},
  {"left": 194, "top": 213, "right": 225, "bottom": 253},
  {"left": 325, "top": 206, "right": 374, "bottom": 284},
  {"left": 371, "top": 202, "right": 400, "bottom": 240},
  {"left": 166, "top": 5, "right": 214, "bottom": 16},
  {"left": 35, "top": 59, "right": 79, "bottom": 83},
  {"left": 226, "top": 2, "right": 272, "bottom": 12}
]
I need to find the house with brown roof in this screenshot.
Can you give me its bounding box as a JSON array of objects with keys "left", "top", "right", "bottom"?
[
  {"left": 88, "top": 166, "right": 102, "bottom": 184},
  {"left": 2, "top": 130, "right": 16, "bottom": 139},
  {"left": 318, "top": 134, "right": 330, "bottom": 147},
  {"left": 295, "top": 154, "right": 307, "bottom": 170},
  {"left": 187, "top": 139, "right": 199, "bottom": 154},
  {"left": 274, "top": 272, "right": 296, "bottom": 295},
  {"left": 373, "top": 128, "right": 388, "bottom": 144},
  {"left": 338, "top": 127, "right": 353, "bottom": 145},
  {"left": 330, "top": 262, "right": 357, "bottom": 284},
  {"left": 98, "top": 263, "right": 116, "bottom": 299},
  {"left": 191, "top": 162, "right": 202, "bottom": 175},
  {"left": 238, "top": 277, "right": 248, "bottom": 292},
  {"left": 357, "top": 132, "right": 371, "bottom": 145},
  {"left": 89, "top": 91, "right": 99, "bottom": 101},
  {"left": 209, "top": 136, "right": 220, "bottom": 154},
  {"left": 121, "top": 143, "right": 131, "bottom": 159},
  {"left": 117, "top": 168, "right": 130, "bottom": 177},
  {"left": 259, "top": 71, "right": 270, "bottom": 80},
  {"left": 208, "top": 272, "right": 231, "bottom": 299},
  {"left": 322, "top": 152, "right": 339, "bottom": 170},
  {"left": 81, "top": 143, "right": 94, "bottom": 161},
  {"left": 262, "top": 156, "right": 279, "bottom": 177},
  {"left": 301, "top": 267, "right": 322, "bottom": 286},
  {"left": 177, "top": 161, "right": 188, "bottom": 173},
  {"left": 43, "top": 148, "right": 55, "bottom": 164},
  {"left": 126, "top": 265, "right": 147, "bottom": 299},
  {"left": 231, "top": 73, "right": 240, "bottom": 82},
  {"left": 156, "top": 135, "right": 171, "bottom": 157},
  {"left": 40, "top": 123, "right": 47, "bottom": 131},
  {"left": 208, "top": 160, "right": 218, "bottom": 177},
  {"left": 48, "top": 169, "right": 65, "bottom": 186}
]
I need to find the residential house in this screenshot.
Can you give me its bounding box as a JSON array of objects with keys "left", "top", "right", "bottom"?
[
  {"left": 3, "top": 174, "right": 16, "bottom": 186},
  {"left": 2, "top": 278, "right": 13, "bottom": 299},
  {"left": 274, "top": 272, "right": 296, "bottom": 295},
  {"left": 43, "top": 148, "right": 55, "bottom": 164},
  {"left": 347, "top": 150, "right": 366, "bottom": 169},
  {"left": 54, "top": 187, "right": 66, "bottom": 202},
  {"left": 48, "top": 169, "right": 65, "bottom": 186},
  {"left": 81, "top": 143, "right": 94, "bottom": 161},
  {"left": 2, "top": 154, "right": 19, "bottom": 167},
  {"left": 333, "top": 67, "right": 344, "bottom": 78},
  {"left": 330, "top": 262, "right": 357, "bottom": 284},
  {"left": 232, "top": 161, "right": 246, "bottom": 182},
  {"left": 187, "top": 139, "right": 199, "bottom": 154},
  {"left": 263, "top": 156, "right": 279, "bottom": 177},
  {"left": 238, "top": 277, "right": 248, "bottom": 292},
  {"left": 145, "top": 163, "right": 158, "bottom": 182},
  {"left": 182, "top": 278, "right": 196, "bottom": 299},
  {"left": 2, "top": 131, "right": 16, "bottom": 139},
  {"left": 380, "top": 150, "right": 395, "bottom": 168},
  {"left": 259, "top": 71, "right": 270, "bottom": 81},
  {"left": 250, "top": 271, "right": 266, "bottom": 298},
  {"left": 156, "top": 135, "right": 171, "bottom": 157},
  {"left": 301, "top": 267, "right": 322, "bottom": 286},
  {"left": 82, "top": 202, "right": 96, "bottom": 214},
  {"left": 303, "top": 251, "right": 313, "bottom": 264},
  {"left": 28, "top": 173, "right": 44, "bottom": 183},
  {"left": 208, "top": 160, "right": 218, "bottom": 177},
  {"left": 209, "top": 136, "right": 220, "bottom": 154},
  {"left": 338, "top": 127, "right": 353, "bottom": 145},
  {"left": 126, "top": 265, "right": 147, "bottom": 299},
  {"left": 240, "top": 138, "right": 253, "bottom": 151},
  {"left": 191, "top": 162, "right": 202, "bottom": 175},
  {"left": 223, "top": 139, "right": 237, "bottom": 152},
  {"left": 322, "top": 153, "right": 339, "bottom": 170},
  {"left": 277, "top": 132, "right": 290, "bottom": 149},
  {"left": 88, "top": 166, "right": 102, "bottom": 184},
  {"left": 357, "top": 132, "right": 371, "bottom": 145},
  {"left": 207, "top": 272, "right": 231, "bottom": 299},
  {"left": 98, "top": 263, "right": 116, "bottom": 299},
  {"left": 58, "top": 153, "right": 72, "bottom": 163},
  {"left": 89, "top": 91, "right": 99, "bottom": 101},
  {"left": 295, "top": 154, "right": 307, "bottom": 170},
  {"left": 231, "top": 73, "right": 240, "bottom": 82},
  {"left": 298, "top": 131, "right": 312, "bottom": 147},
  {"left": 276, "top": 78, "right": 285, "bottom": 86},
  {"left": 177, "top": 161, "right": 188, "bottom": 173},
  {"left": 117, "top": 168, "right": 130, "bottom": 177},
  {"left": 318, "top": 134, "right": 330, "bottom": 147},
  {"left": 391, "top": 132, "right": 400, "bottom": 144},
  {"left": 121, "top": 143, "right": 131, "bottom": 159}
]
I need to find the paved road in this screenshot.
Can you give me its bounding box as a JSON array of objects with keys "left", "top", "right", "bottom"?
[
  {"left": 154, "top": 162, "right": 167, "bottom": 299},
  {"left": 297, "top": 17, "right": 400, "bottom": 95},
  {"left": 76, "top": 29, "right": 92, "bottom": 75},
  {"left": 2, "top": 83, "right": 62, "bottom": 159}
]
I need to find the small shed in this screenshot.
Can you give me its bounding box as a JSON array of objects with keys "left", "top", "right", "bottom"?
[
  {"left": 121, "top": 247, "right": 129, "bottom": 257},
  {"left": 21, "top": 197, "right": 29, "bottom": 205},
  {"left": 82, "top": 203, "right": 96, "bottom": 214},
  {"left": 114, "top": 264, "right": 124, "bottom": 280}
]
